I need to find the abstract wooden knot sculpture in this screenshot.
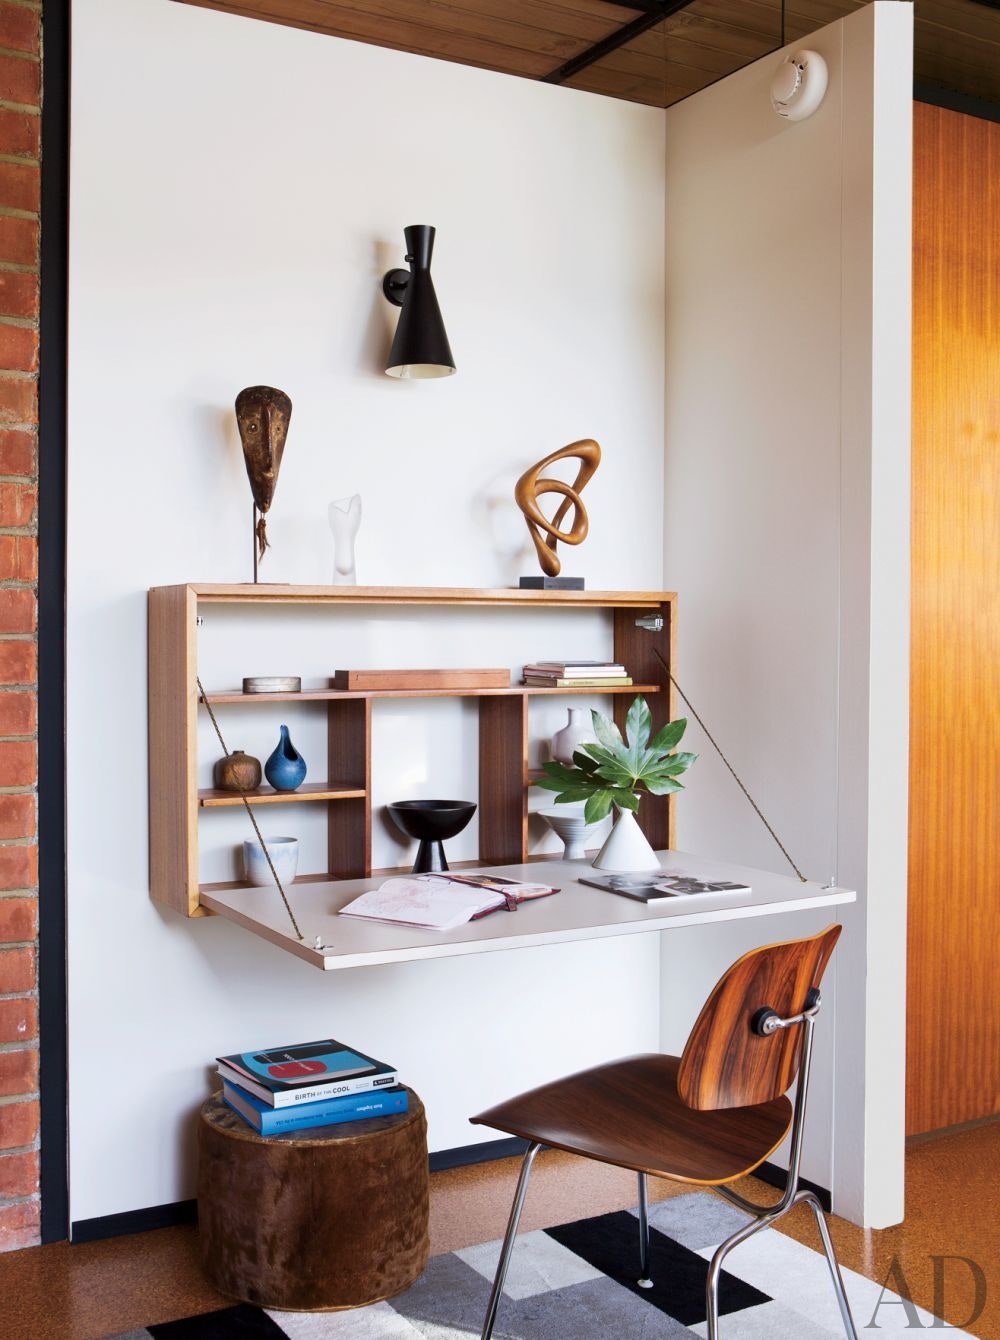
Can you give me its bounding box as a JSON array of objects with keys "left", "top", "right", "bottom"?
[
  {"left": 235, "top": 385, "right": 292, "bottom": 582},
  {"left": 514, "top": 439, "right": 601, "bottom": 590}
]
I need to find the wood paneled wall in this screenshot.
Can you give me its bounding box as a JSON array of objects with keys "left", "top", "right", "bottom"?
[{"left": 908, "top": 102, "right": 1000, "bottom": 1136}]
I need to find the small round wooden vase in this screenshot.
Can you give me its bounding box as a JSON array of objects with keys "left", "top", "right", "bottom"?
[
  {"left": 197, "top": 1091, "right": 430, "bottom": 1311},
  {"left": 213, "top": 750, "right": 262, "bottom": 793}
]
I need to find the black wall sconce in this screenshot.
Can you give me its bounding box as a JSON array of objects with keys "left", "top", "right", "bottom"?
[{"left": 382, "top": 225, "right": 456, "bottom": 379}]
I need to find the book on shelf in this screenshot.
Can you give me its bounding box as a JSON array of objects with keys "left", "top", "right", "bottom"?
[
  {"left": 523, "top": 675, "right": 633, "bottom": 688},
  {"left": 579, "top": 871, "right": 752, "bottom": 907},
  {"left": 523, "top": 661, "right": 628, "bottom": 677},
  {"left": 216, "top": 1037, "right": 399, "bottom": 1109},
  {"left": 339, "top": 872, "right": 560, "bottom": 932},
  {"left": 222, "top": 1079, "right": 409, "bottom": 1135}
]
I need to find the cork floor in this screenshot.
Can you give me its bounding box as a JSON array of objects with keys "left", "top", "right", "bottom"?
[{"left": 0, "top": 1119, "right": 996, "bottom": 1340}]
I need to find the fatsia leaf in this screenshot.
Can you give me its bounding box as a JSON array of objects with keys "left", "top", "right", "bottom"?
[
  {"left": 656, "top": 751, "right": 698, "bottom": 774},
  {"left": 580, "top": 742, "right": 629, "bottom": 771},
  {"left": 636, "top": 756, "right": 697, "bottom": 786},
  {"left": 594, "top": 765, "right": 640, "bottom": 793},
  {"left": 590, "top": 709, "right": 625, "bottom": 755},
  {"left": 612, "top": 789, "right": 641, "bottom": 812},
  {"left": 624, "top": 696, "right": 652, "bottom": 765},
  {"left": 538, "top": 761, "right": 587, "bottom": 786},
  {"left": 584, "top": 789, "right": 616, "bottom": 824},
  {"left": 643, "top": 775, "right": 685, "bottom": 795},
  {"left": 553, "top": 787, "right": 601, "bottom": 805},
  {"left": 569, "top": 749, "right": 600, "bottom": 773},
  {"left": 582, "top": 745, "right": 639, "bottom": 784},
  {"left": 649, "top": 717, "right": 688, "bottom": 753}
]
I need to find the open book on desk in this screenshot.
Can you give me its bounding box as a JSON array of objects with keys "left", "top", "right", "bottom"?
[
  {"left": 579, "top": 871, "right": 752, "bottom": 907},
  {"left": 338, "top": 873, "right": 560, "bottom": 932}
]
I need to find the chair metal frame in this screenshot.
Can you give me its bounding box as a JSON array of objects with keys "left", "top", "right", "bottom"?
[{"left": 479, "top": 988, "right": 859, "bottom": 1340}]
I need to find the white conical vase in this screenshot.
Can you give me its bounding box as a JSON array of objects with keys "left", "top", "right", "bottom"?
[{"left": 591, "top": 807, "right": 660, "bottom": 872}]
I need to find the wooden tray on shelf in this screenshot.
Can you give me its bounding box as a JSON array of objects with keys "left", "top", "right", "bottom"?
[{"left": 331, "top": 668, "right": 510, "bottom": 691}]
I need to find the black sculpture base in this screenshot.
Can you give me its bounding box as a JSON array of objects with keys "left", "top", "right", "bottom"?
[
  {"left": 413, "top": 839, "right": 449, "bottom": 874},
  {"left": 518, "top": 576, "right": 585, "bottom": 590},
  {"left": 386, "top": 800, "right": 477, "bottom": 876}
]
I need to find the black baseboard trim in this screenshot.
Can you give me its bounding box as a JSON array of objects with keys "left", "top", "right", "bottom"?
[
  {"left": 755, "top": 1160, "right": 831, "bottom": 1212},
  {"left": 70, "top": 1141, "right": 528, "bottom": 1242},
  {"left": 69, "top": 1147, "right": 831, "bottom": 1244},
  {"left": 71, "top": 1199, "right": 197, "bottom": 1244},
  {"left": 429, "top": 1137, "right": 528, "bottom": 1171}
]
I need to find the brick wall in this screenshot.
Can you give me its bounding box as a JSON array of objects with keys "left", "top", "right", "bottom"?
[{"left": 0, "top": 0, "right": 39, "bottom": 1253}]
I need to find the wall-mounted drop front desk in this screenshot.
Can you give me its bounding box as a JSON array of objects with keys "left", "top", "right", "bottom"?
[
  {"left": 200, "top": 851, "right": 856, "bottom": 972},
  {"left": 150, "top": 584, "right": 854, "bottom": 968}
]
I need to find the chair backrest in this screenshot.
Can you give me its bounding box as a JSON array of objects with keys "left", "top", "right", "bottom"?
[{"left": 676, "top": 923, "right": 841, "bottom": 1111}]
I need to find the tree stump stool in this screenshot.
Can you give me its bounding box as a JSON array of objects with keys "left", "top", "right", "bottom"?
[{"left": 197, "top": 1089, "right": 429, "bottom": 1311}]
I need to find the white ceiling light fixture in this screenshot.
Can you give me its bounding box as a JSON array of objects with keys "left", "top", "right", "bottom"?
[{"left": 770, "top": 49, "right": 828, "bottom": 121}]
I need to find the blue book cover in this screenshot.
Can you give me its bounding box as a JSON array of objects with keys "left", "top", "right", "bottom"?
[{"left": 222, "top": 1079, "right": 409, "bottom": 1135}]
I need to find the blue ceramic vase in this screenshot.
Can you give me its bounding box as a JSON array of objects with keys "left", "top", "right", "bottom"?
[{"left": 265, "top": 724, "right": 307, "bottom": 792}]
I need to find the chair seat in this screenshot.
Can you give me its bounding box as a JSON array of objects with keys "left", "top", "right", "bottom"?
[{"left": 471, "top": 1054, "right": 792, "bottom": 1185}]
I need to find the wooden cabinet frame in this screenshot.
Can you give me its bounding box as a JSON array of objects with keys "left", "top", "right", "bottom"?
[{"left": 148, "top": 584, "right": 677, "bottom": 917}]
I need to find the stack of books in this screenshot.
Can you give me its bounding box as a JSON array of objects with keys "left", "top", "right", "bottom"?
[
  {"left": 217, "top": 1037, "right": 405, "bottom": 1136},
  {"left": 522, "top": 659, "right": 632, "bottom": 688}
]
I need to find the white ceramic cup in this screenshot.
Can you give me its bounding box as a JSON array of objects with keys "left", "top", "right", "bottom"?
[{"left": 243, "top": 836, "right": 299, "bottom": 887}]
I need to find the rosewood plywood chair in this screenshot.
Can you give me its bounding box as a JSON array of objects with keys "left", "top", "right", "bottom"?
[{"left": 470, "top": 924, "right": 857, "bottom": 1340}]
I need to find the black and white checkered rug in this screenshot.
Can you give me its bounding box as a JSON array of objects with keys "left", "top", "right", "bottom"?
[{"left": 113, "top": 1192, "right": 972, "bottom": 1338}]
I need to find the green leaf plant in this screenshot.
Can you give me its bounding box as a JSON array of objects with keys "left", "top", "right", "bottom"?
[{"left": 536, "top": 696, "right": 697, "bottom": 826}]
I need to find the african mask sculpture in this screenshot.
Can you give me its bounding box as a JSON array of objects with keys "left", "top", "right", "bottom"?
[
  {"left": 514, "top": 439, "right": 601, "bottom": 580},
  {"left": 235, "top": 385, "right": 292, "bottom": 577}
]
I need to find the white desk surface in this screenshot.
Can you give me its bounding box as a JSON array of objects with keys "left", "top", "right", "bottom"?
[{"left": 200, "top": 850, "right": 855, "bottom": 971}]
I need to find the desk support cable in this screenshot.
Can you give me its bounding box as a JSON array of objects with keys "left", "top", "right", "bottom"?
[
  {"left": 198, "top": 677, "right": 306, "bottom": 941},
  {"left": 648, "top": 645, "right": 808, "bottom": 883}
]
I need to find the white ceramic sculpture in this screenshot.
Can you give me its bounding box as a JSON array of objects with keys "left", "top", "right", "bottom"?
[{"left": 329, "top": 494, "right": 362, "bottom": 585}]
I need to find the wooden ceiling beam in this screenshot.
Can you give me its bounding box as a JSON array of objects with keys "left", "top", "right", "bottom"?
[{"left": 543, "top": 0, "right": 699, "bottom": 83}]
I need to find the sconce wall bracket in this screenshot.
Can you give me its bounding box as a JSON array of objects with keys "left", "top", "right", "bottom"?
[{"left": 382, "top": 269, "right": 410, "bottom": 307}]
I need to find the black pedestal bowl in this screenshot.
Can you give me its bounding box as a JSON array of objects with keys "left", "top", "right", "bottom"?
[{"left": 386, "top": 799, "right": 477, "bottom": 874}]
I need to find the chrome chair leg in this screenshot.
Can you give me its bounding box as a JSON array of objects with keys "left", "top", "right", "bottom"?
[
  {"left": 795, "top": 1190, "right": 859, "bottom": 1340},
  {"left": 637, "top": 1171, "right": 653, "bottom": 1287},
  {"left": 705, "top": 1204, "right": 778, "bottom": 1340},
  {"left": 480, "top": 1141, "right": 542, "bottom": 1340},
  {"left": 706, "top": 1185, "right": 859, "bottom": 1340}
]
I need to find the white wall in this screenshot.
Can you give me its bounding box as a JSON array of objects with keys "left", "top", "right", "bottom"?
[
  {"left": 68, "top": 0, "right": 910, "bottom": 1232},
  {"left": 662, "top": 3, "right": 912, "bottom": 1226},
  {"left": 67, "top": 0, "right": 667, "bottom": 1222}
]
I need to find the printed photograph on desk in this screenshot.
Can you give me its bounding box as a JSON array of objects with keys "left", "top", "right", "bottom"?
[
  {"left": 580, "top": 872, "right": 752, "bottom": 906},
  {"left": 339, "top": 873, "right": 559, "bottom": 931}
]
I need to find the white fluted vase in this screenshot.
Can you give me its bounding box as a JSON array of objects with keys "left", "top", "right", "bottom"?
[{"left": 591, "top": 807, "right": 660, "bottom": 872}]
